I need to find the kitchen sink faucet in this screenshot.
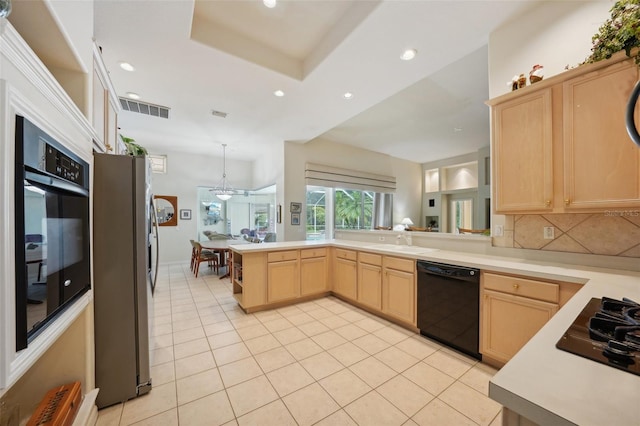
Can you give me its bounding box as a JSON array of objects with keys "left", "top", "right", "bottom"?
[{"left": 397, "top": 233, "right": 412, "bottom": 246}]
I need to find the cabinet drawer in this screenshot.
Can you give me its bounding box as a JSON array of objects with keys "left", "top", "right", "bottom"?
[
  {"left": 359, "top": 252, "right": 382, "bottom": 266},
  {"left": 335, "top": 248, "right": 357, "bottom": 261},
  {"left": 384, "top": 256, "right": 414, "bottom": 273},
  {"left": 483, "top": 272, "right": 559, "bottom": 303},
  {"left": 300, "top": 247, "right": 327, "bottom": 259},
  {"left": 268, "top": 250, "right": 298, "bottom": 263}
]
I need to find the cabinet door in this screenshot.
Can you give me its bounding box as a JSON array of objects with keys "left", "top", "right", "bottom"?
[
  {"left": 481, "top": 289, "right": 558, "bottom": 364},
  {"left": 92, "top": 66, "right": 106, "bottom": 145},
  {"left": 267, "top": 260, "right": 299, "bottom": 303},
  {"left": 563, "top": 62, "right": 640, "bottom": 209},
  {"left": 300, "top": 256, "right": 328, "bottom": 296},
  {"left": 492, "top": 88, "right": 554, "bottom": 212},
  {"left": 382, "top": 269, "right": 415, "bottom": 324},
  {"left": 358, "top": 263, "right": 382, "bottom": 310},
  {"left": 334, "top": 258, "right": 357, "bottom": 300}
]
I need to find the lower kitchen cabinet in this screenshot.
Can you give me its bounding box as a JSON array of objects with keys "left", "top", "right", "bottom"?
[
  {"left": 357, "top": 252, "right": 383, "bottom": 310},
  {"left": 333, "top": 249, "right": 358, "bottom": 301},
  {"left": 300, "top": 248, "right": 328, "bottom": 296},
  {"left": 481, "top": 272, "right": 559, "bottom": 365},
  {"left": 382, "top": 257, "right": 416, "bottom": 325},
  {"left": 267, "top": 250, "right": 300, "bottom": 303}
]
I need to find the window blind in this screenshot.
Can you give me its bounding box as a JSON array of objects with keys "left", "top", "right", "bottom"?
[{"left": 305, "top": 163, "right": 396, "bottom": 192}]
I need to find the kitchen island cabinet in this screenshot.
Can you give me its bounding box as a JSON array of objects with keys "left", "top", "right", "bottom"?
[{"left": 267, "top": 250, "right": 300, "bottom": 303}]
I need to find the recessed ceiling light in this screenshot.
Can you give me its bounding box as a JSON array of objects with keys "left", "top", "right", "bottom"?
[
  {"left": 119, "top": 62, "right": 135, "bottom": 72},
  {"left": 343, "top": 92, "right": 353, "bottom": 99},
  {"left": 126, "top": 92, "right": 140, "bottom": 100},
  {"left": 453, "top": 127, "right": 463, "bottom": 132},
  {"left": 400, "top": 49, "right": 417, "bottom": 61},
  {"left": 274, "top": 90, "right": 284, "bottom": 97},
  {"left": 263, "top": 0, "right": 276, "bottom": 8}
]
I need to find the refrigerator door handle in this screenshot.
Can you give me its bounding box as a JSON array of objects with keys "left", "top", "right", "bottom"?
[{"left": 150, "top": 197, "right": 160, "bottom": 294}]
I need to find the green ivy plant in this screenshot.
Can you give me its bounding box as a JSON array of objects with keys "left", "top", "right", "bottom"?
[
  {"left": 583, "top": 0, "right": 640, "bottom": 65},
  {"left": 120, "top": 134, "right": 148, "bottom": 156}
]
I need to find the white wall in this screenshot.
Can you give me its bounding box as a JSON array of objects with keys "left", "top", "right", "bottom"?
[
  {"left": 151, "top": 150, "right": 253, "bottom": 264},
  {"left": 284, "top": 138, "right": 422, "bottom": 241}
]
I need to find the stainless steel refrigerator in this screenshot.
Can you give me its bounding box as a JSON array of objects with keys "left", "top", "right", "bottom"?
[{"left": 93, "top": 153, "right": 159, "bottom": 409}]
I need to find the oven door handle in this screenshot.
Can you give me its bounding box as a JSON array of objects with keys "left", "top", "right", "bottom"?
[{"left": 25, "top": 170, "right": 89, "bottom": 197}]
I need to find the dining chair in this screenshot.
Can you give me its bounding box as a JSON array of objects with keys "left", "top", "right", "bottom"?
[{"left": 193, "top": 242, "right": 219, "bottom": 277}]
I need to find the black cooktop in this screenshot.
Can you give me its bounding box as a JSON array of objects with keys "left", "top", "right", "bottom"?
[{"left": 556, "top": 297, "right": 640, "bottom": 376}]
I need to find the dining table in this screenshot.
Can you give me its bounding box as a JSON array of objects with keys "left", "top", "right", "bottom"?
[{"left": 200, "top": 239, "right": 249, "bottom": 279}]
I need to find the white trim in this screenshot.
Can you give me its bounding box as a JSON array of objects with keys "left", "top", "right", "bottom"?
[{"left": 305, "top": 162, "right": 396, "bottom": 192}]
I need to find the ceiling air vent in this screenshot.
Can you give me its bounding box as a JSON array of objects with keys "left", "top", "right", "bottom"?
[{"left": 119, "top": 97, "right": 170, "bottom": 119}]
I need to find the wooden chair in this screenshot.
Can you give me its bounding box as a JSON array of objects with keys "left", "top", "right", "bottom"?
[{"left": 192, "top": 241, "right": 219, "bottom": 277}]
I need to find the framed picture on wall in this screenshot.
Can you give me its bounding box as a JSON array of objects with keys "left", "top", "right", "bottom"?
[
  {"left": 291, "top": 212, "right": 300, "bottom": 225},
  {"left": 180, "top": 209, "right": 192, "bottom": 220},
  {"left": 290, "top": 202, "right": 302, "bottom": 213}
]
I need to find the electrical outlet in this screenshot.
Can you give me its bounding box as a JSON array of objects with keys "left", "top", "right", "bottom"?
[
  {"left": 494, "top": 225, "right": 504, "bottom": 237},
  {"left": 379, "top": 236, "right": 385, "bottom": 241},
  {"left": 543, "top": 226, "right": 555, "bottom": 240}
]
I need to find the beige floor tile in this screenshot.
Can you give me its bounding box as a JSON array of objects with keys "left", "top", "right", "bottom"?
[
  {"left": 229, "top": 315, "right": 261, "bottom": 329},
  {"left": 173, "top": 326, "right": 206, "bottom": 345},
  {"left": 328, "top": 342, "right": 369, "bottom": 367},
  {"left": 297, "top": 320, "right": 331, "bottom": 337},
  {"left": 254, "top": 346, "right": 297, "bottom": 373},
  {"left": 276, "top": 304, "right": 305, "bottom": 316},
  {"left": 412, "top": 398, "right": 476, "bottom": 426},
  {"left": 226, "top": 375, "right": 280, "bottom": 417},
  {"left": 266, "top": 362, "right": 315, "bottom": 396},
  {"left": 285, "top": 312, "right": 315, "bottom": 326},
  {"left": 349, "top": 356, "right": 397, "bottom": 388},
  {"left": 318, "top": 369, "right": 372, "bottom": 406},
  {"left": 244, "top": 333, "right": 282, "bottom": 355},
  {"left": 262, "top": 317, "right": 295, "bottom": 332},
  {"left": 402, "top": 362, "right": 455, "bottom": 396},
  {"left": 175, "top": 351, "right": 216, "bottom": 380},
  {"left": 129, "top": 408, "right": 177, "bottom": 426},
  {"left": 150, "top": 333, "right": 173, "bottom": 350},
  {"left": 459, "top": 363, "right": 498, "bottom": 396},
  {"left": 152, "top": 322, "right": 173, "bottom": 337},
  {"left": 213, "top": 342, "right": 252, "bottom": 366},
  {"left": 176, "top": 368, "right": 224, "bottom": 405},
  {"left": 218, "top": 357, "right": 264, "bottom": 387},
  {"left": 285, "top": 338, "right": 324, "bottom": 360},
  {"left": 339, "top": 310, "right": 368, "bottom": 323},
  {"left": 171, "top": 317, "right": 202, "bottom": 332},
  {"left": 282, "top": 383, "right": 340, "bottom": 426},
  {"left": 272, "top": 327, "right": 307, "bottom": 345},
  {"left": 204, "top": 321, "right": 235, "bottom": 336},
  {"left": 253, "top": 310, "right": 284, "bottom": 323},
  {"left": 172, "top": 303, "right": 197, "bottom": 314},
  {"left": 489, "top": 409, "right": 503, "bottom": 426},
  {"left": 395, "top": 336, "right": 439, "bottom": 360},
  {"left": 373, "top": 326, "right": 410, "bottom": 345},
  {"left": 352, "top": 334, "right": 391, "bottom": 355},
  {"left": 315, "top": 409, "right": 357, "bottom": 426},
  {"left": 334, "top": 323, "right": 369, "bottom": 340},
  {"left": 236, "top": 400, "right": 297, "bottom": 426},
  {"left": 150, "top": 361, "right": 175, "bottom": 386},
  {"left": 177, "top": 390, "right": 235, "bottom": 426},
  {"left": 424, "top": 350, "right": 474, "bottom": 379},
  {"left": 236, "top": 323, "right": 270, "bottom": 340},
  {"left": 208, "top": 330, "right": 243, "bottom": 349},
  {"left": 403, "top": 419, "right": 419, "bottom": 426},
  {"left": 96, "top": 403, "right": 123, "bottom": 426},
  {"left": 319, "top": 315, "right": 350, "bottom": 329},
  {"left": 299, "top": 351, "right": 344, "bottom": 380},
  {"left": 439, "top": 381, "right": 502, "bottom": 426},
  {"left": 312, "top": 330, "right": 348, "bottom": 350},
  {"left": 200, "top": 312, "right": 229, "bottom": 326},
  {"left": 120, "top": 381, "right": 177, "bottom": 425},
  {"left": 307, "top": 308, "right": 334, "bottom": 320},
  {"left": 374, "top": 346, "right": 420, "bottom": 373},
  {"left": 173, "top": 337, "right": 210, "bottom": 360},
  {"left": 344, "top": 391, "right": 408, "bottom": 426},
  {"left": 153, "top": 314, "right": 173, "bottom": 326},
  {"left": 150, "top": 347, "right": 174, "bottom": 367},
  {"left": 353, "top": 317, "right": 388, "bottom": 332},
  {"left": 377, "top": 375, "right": 434, "bottom": 417}
]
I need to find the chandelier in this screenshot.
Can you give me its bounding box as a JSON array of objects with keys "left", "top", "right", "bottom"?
[{"left": 211, "top": 144, "right": 234, "bottom": 201}]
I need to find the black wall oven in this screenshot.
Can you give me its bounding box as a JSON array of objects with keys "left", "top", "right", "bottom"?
[{"left": 14, "top": 115, "right": 90, "bottom": 351}]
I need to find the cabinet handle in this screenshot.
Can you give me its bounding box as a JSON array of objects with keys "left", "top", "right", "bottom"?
[
  {"left": 513, "top": 283, "right": 519, "bottom": 290},
  {"left": 564, "top": 199, "right": 570, "bottom": 206},
  {"left": 545, "top": 200, "right": 551, "bottom": 207}
]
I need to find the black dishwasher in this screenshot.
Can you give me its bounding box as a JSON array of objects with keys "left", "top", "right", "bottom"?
[{"left": 417, "top": 260, "right": 481, "bottom": 360}]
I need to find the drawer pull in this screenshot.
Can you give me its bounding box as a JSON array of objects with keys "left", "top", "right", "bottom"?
[
  {"left": 513, "top": 283, "right": 519, "bottom": 290},
  {"left": 564, "top": 199, "right": 570, "bottom": 206},
  {"left": 545, "top": 200, "right": 551, "bottom": 207}
]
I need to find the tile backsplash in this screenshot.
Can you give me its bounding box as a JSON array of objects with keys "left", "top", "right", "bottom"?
[{"left": 493, "top": 213, "right": 640, "bottom": 258}]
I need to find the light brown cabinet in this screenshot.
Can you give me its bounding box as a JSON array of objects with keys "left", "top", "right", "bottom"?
[
  {"left": 300, "top": 248, "right": 328, "bottom": 296},
  {"left": 382, "top": 256, "right": 416, "bottom": 325},
  {"left": 232, "top": 251, "right": 267, "bottom": 310},
  {"left": 267, "top": 250, "right": 300, "bottom": 303},
  {"left": 489, "top": 52, "right": 640, "bottom": 214},
  {"left": 333, "top": 248, "right": 358, "bottom": 301},
  {"left": 481, "top": 272, "right": 559, "bottom": 366},
  {"left": 357, "top": 252, "right": 383, "bottom": 310}
]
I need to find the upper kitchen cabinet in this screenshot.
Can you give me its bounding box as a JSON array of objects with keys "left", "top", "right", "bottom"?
[
  {"left": 488, "top": 51, "right": 640, "bottom": 214},
  {"left": 92, "top": 44, "right": 121, "bottom": 153}
]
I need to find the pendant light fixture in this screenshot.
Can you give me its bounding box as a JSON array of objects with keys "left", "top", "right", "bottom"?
[{"left": 211, "top": 144, "right": 234, "bottom": 200}]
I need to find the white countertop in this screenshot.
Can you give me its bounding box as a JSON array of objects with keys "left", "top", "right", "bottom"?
[{"left": 232, "top": 239, "right": 640, "bottom": 425}]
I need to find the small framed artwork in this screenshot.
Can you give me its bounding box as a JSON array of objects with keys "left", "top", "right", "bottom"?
[
  {"left": 180, "top": 209, "right": 192, "bottom": 220},
  {"left": 291, "top": 212, "right": 300, "bottom": 225},
  {"left": 290, "top": 202, "right": 302, "bottom": 213}
]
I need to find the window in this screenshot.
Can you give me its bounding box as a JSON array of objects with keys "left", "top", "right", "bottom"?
[
  {"left": 148, "top": 154, "right": 167, "bottom": 174},
  {"left": 306, "top": 187, "right": 327, "bottom": 240},
  {"left": 335, "top": 189, "right": 374, "bottom": 230}
]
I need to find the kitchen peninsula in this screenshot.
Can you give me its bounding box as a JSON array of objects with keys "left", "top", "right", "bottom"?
[{"left": 230, "top": 238, "right": 640, "bottom": 426}]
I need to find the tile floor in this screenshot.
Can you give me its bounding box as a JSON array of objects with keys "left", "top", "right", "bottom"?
[{"left": 96, "top": 263, "right": 503, "bottom": 426}]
